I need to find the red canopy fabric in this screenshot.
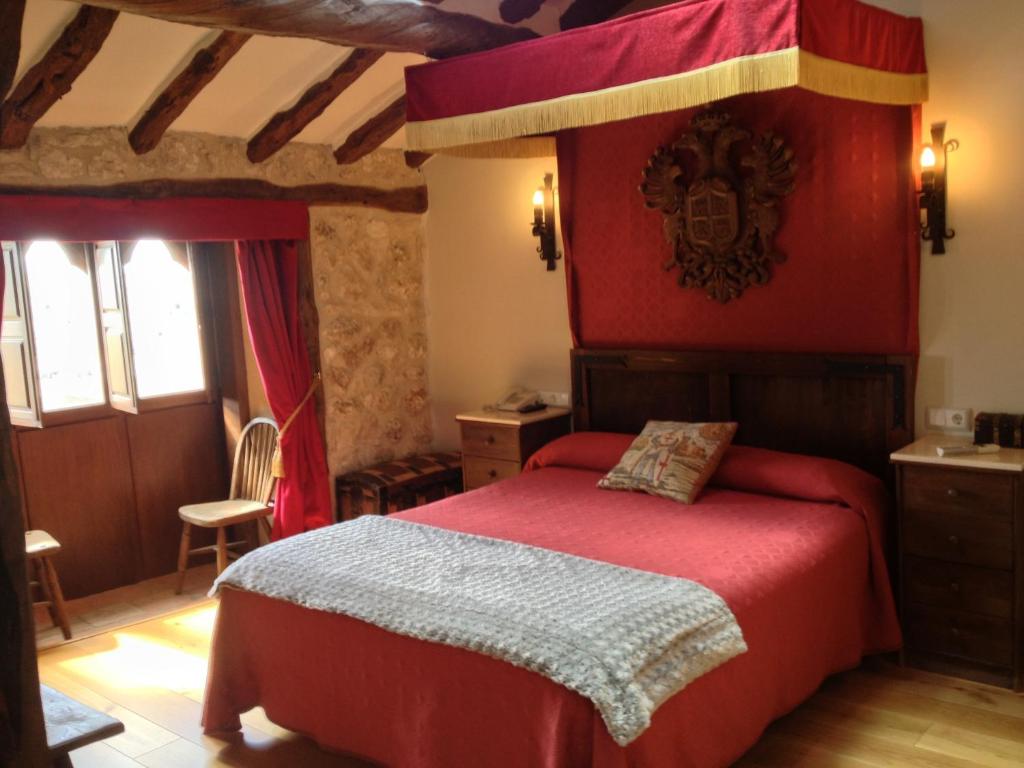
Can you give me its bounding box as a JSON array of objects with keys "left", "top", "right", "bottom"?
[
  {"left": 0, "top": 195, "right": 309, "bottom": 242},
  {"left": 404, "top": 0, "right": 926, "bottom": 155}
]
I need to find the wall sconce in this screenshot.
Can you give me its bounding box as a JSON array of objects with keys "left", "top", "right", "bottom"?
[
  {"left": 532, "top": 173, "right": 561, "bottom": 271},
  {"left": 919, "top": 121, "right": 959, "bottom": 255}
]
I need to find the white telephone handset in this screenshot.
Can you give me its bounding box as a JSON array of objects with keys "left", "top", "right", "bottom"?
[{"left": 496, "top": 387, "right": 544, "bottom": 413}]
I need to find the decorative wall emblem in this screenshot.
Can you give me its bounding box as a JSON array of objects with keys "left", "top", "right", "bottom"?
[{"left": 640, "top": 111, "right": 797, "bottom": 303}]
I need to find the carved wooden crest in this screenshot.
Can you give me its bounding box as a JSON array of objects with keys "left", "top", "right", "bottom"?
[{"left": 640, "top": 110, "right": 797, "bottom": 303}]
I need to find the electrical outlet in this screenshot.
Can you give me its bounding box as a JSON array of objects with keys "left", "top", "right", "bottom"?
[
  {"left": 947, "top": 408, "right": 971, "bottom": 431},
  {"left": 926, "top": 407, "right": 972, "bottom": 432},
  {"left": 538, "top": 391, "right": 569, "bottom": 407}
]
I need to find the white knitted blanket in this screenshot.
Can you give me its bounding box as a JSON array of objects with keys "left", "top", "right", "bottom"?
[{"left": 211, "top": 516, "right": 746, "bottom": 745}]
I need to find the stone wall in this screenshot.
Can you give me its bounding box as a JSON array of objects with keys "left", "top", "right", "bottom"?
[{"left": 0, "top": 127, "right": 432, "bottom": 484}]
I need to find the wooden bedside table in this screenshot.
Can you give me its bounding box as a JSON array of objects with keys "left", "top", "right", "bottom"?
[
  {"left": 891, "top": 434, "right": 1024, "bottom": 690},
  {"left": 456, "top": 407, "right": 571, "bottom": 491}
]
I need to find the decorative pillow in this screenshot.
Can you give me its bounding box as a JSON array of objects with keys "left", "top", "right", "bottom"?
[{"left": 598, "top": 421, "right": 738, "bottom": 504}]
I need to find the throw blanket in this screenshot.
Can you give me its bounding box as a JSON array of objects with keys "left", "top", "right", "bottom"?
[{"left": 211, "top": 516, "right": 747, "bottom": 745}]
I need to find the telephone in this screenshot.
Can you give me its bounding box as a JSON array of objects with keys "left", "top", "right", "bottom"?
[{"left": 496, "top": 387, "right": 545, "bottom": 413}]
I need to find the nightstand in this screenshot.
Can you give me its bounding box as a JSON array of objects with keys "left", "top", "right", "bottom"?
[
  {"left": 456, "top": 407, "right": 571, "bottom": 491},
  {"left": 891, "top": 434, "right": 1024, "bottom": 690}
]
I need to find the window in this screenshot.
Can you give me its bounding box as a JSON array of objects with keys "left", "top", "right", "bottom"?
[
  {"left": 1, "top": 239, "right": 208, "bottom": 427},
  {"left": 23, "top": 242, "right": 105, "bottom": 412}
]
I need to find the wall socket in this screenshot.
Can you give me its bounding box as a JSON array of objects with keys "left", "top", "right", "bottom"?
[
  {"left": 927, "top": 407, "right": 972, "bottom": 431},
  {"left": 538, "top": 391, "right": 570, "bottom": 407}
]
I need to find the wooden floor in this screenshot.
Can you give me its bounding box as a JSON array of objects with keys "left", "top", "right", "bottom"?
[
  {"left": 37, "top": 593, "right": 1024, "bottom": 767},
  {"left": 35, "top": 563, "right": 219, "bottom": 650}
]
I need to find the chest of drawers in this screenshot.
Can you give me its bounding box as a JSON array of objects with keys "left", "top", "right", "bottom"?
[
  {"left": 892, "top": 436, "right": 1024, "bottom": 690},
  {"left": 456, "top": 408, "right": 571, "bottom": 491}
]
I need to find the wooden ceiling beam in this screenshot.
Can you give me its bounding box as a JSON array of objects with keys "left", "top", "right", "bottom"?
[
  {"left": 404, "top": 151, "right": 433, "bottom": 169},
  {"left": 0, "top": 179, "right": 428, "bottom": 214},
  {"left": 559, "top": 0, "right": 633, "bottom": 30},
  {"left": 0, "top": 0, "right": 26, "bottom": 102},
  {"left": 247, "top": 48, "right": 384, "bottom": 164},
  {"left": 129, "top": 31, "right": 250, "bottom": 155},
  {"left": 499, "top": 0, "right": 545, "bottom": 24},
  {"left": 0, "top": 6, "right": 118, "bottom": 150},
  {"left": 67, "top": 1, "right": 537, "bottom": 58},
  {"left": 333, "top": 95, "right": 406, "bottom": 165}
]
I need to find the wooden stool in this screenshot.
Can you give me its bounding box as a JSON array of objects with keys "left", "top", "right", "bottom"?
[
  {"left": 26, "top": 530, "right": 72, "bottom": 641},
  {"left": 42, "top": 684, "right": 124, "bottom": 767}
]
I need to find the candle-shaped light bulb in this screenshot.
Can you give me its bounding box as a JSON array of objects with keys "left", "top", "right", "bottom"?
[
  {"left": 532, "top": 188, "right": 544, "bottom": 226},
  {"left": 919, "top": 145, "right": 937, "bottom": 191}
]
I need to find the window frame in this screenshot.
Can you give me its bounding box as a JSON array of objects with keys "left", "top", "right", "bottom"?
[{"left": 3, "top": 239, "right": 215, "bottom": 430}]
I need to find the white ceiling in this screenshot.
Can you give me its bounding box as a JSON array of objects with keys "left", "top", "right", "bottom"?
[{"left": 14, "top": 0, "right": 571, "bottom": 152}]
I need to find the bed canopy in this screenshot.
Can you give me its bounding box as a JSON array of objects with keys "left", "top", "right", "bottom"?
[{"left": 404, "top": 0, "right": 927, "bottom": 157}]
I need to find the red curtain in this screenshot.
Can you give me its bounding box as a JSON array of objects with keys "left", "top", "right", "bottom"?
[{"left": 236, "top": 240, "right": 331, "bottom": 538}]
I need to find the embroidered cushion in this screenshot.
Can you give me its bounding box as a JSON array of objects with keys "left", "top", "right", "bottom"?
[{"left": 598, "top": 421, "right": 738, "bottom": 504}]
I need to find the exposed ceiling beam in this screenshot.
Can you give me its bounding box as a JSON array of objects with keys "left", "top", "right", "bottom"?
[
  {"left": 0, "top": 6, "right": 118, "bottom": 150},
  {"left": 334, "top": 95, "right": 406, "bottom": 165},
  {"left": 247, "top": 48, "right": 384, "bottom": 164},
  {"left": 404, "top": 151, "right": 432, "bottom": 169},
  {"left": 559, "top": 0, "right": 633, "bottom": 30},
  {"left": 499, "top": 0, "right": 545, "bottom": 24},
  {"left": 68, "top": 1, "right": 538, "bottom": 58},
  {"left": 129, "top": 31, "right": 250, "bottom": 155},
  {"left": 0, "top": 0, "right": 26, "bottom": 102},
  {"left": 0, "top": 179, "right": 428, "bottom": 214}
]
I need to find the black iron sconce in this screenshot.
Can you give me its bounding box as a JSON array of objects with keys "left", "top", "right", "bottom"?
[
  {"left": 532, "top": 173, "right": 561, "bottom": 271},
  {"left": 919, "top": 121, "right": 959, "bottom": 255}
]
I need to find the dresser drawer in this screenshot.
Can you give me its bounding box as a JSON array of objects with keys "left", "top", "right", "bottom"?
[
  {"left": 904, "top": 556, "right": 1014, "bottom": 619},
  {"left": 463, "top": 455, "right": 520, "bottom": 490},
  {"left": 460, "top": 422, "right": 521, "bottom": 461},
  {"left": 902, "top": 465, "right": 1014, "bottom": 520},
  {"left": 904, "top": 603, "right": 1013, "bottom": 668},
  {"left": 902, "top": 506, "right": 1012, "bottom": 569}
]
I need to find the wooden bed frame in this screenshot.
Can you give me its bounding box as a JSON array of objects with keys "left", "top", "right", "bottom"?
[{"left": 571, "top": 348, "right": 916, "bottom": 482}]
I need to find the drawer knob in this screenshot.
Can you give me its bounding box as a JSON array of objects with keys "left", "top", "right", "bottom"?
[
  {"left": 946, "top": 488, "right": 959, "bottom": 497},
  {"left": 949, "top": 581, "right": 960, "bottom": 593},
  {"left": 948, "top": 535, "right": 960, "bottom": 546},
  {"left": 485, "top": 435, "right": 495, "bottom": 445},
  {"left": 487, "top": 469, "right": 498, "bottom": 479},
  {"left": 950, "top": 627, "right": 961, "bottom": 638}
]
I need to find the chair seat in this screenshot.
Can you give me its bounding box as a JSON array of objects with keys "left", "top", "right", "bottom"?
[
  {"left": 25, "top": 529, "right": 61, "bottom": 558},
  {"left": 179, "top": 499, "right": 271, "bottom": 528}
]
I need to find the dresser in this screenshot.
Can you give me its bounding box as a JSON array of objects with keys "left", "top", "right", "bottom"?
[
  {"left": 456, "top": 408, "right": 571, "bottom": 491},
  {"left": 891, "top": 435, "right": 1024, "bottom": 690}
]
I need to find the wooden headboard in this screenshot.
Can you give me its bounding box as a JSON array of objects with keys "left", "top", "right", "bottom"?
[{"left": 571, "top": 349, "right": 915, "bottom": 480}]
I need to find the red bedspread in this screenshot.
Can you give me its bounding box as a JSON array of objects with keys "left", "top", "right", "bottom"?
[{"left": 203, "top": 439, "right": 900, "bottom": 767}]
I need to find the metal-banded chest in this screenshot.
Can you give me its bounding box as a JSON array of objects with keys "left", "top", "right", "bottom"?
[
  {"left": 892, "top": 437, "right": 1024, "bottom": 690},
  {"left": 456, "top": 408, "right": 571, "bottom": 491}
]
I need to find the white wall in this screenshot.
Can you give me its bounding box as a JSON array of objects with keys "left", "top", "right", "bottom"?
[
  {"left": 423, "top": 157, "right": 572, "bottom": 449},
  {"left": 422, "top": 0, "right": 1024, "bottom": 445},
  {"left": 864, "top": 0, "right": 1024, "bottom": 432}
]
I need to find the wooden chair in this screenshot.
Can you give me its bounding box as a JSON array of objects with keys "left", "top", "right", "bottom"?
[
  {"left": 26, "top": 529, "right": 71, "bottom": 641},
  {"left": 175, "top": 417, "right": 278, "bottom": 594}
]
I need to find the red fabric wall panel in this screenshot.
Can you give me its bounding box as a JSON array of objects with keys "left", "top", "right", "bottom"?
[{"left": 557, "top": 88, "right": 919, "bottom": 354}]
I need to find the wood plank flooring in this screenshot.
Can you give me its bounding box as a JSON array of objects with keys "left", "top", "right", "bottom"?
[
  {"left": 34, "top": 563, "right": 219, "bottom": 650},
  {"left": 37, "top": 591, "right": 1024, "bottom": 767}
]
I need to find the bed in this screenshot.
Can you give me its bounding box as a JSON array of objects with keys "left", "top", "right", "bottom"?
[{"left": 202, "top": 348, "right": 914, "bottom": 767}]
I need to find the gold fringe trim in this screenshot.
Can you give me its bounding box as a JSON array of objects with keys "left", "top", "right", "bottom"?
[
  {"left": 407, "top": 47, "right": 928, "bottom": 154},
  {"left": 796, "top": 50, "right": 928, "bottom": 105},
  {"left": 436, "top": 137, "right": 556, "bottom": 159},
  {"left": 408, "top": 47, "right": 799, "bottom": 152}
]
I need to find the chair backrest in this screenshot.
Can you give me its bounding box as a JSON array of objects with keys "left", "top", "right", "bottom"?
[{"left": 230, "top": 417, "right": 279, "bottom": 505}]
